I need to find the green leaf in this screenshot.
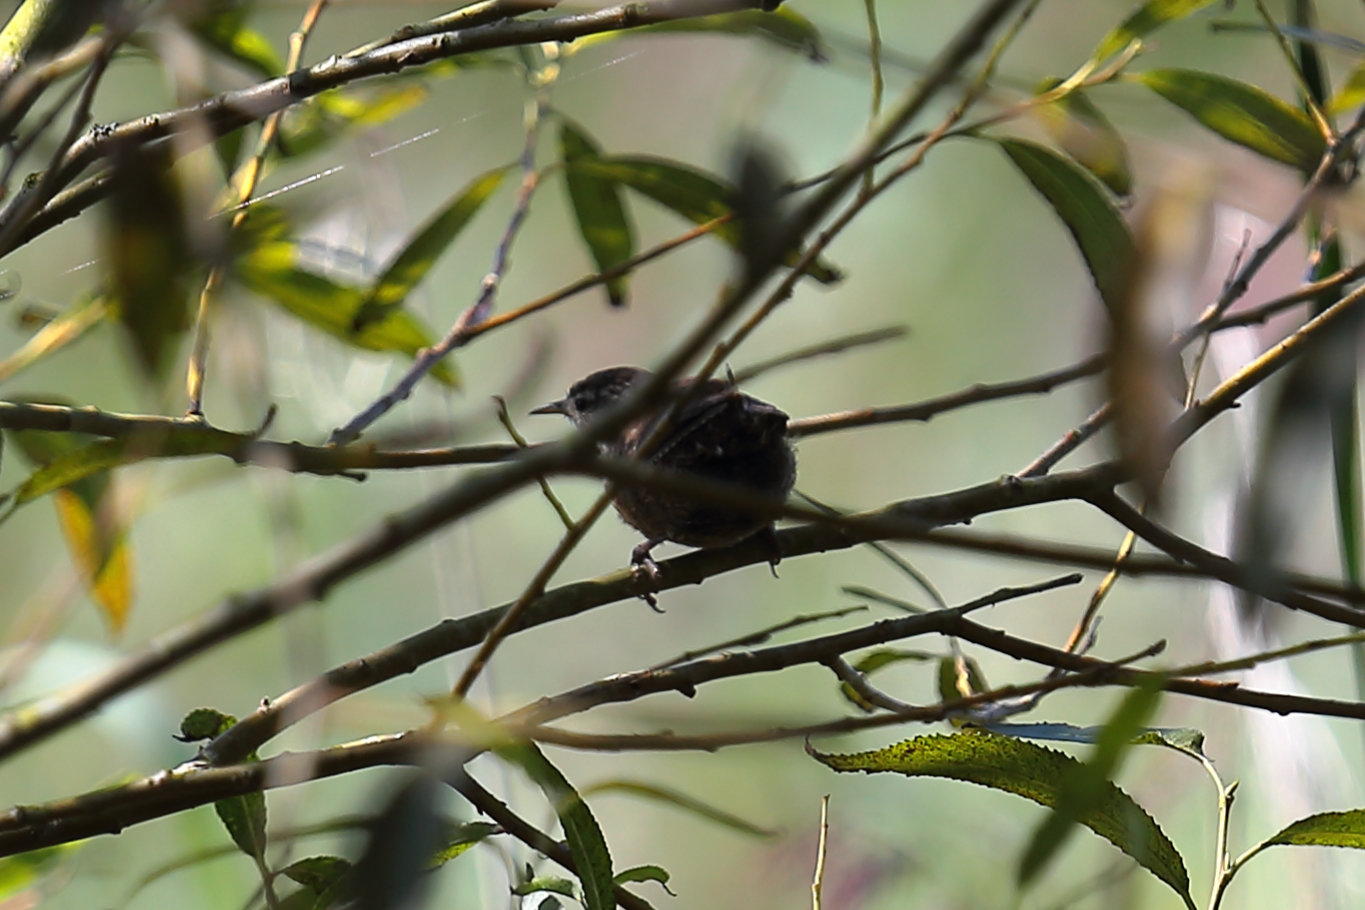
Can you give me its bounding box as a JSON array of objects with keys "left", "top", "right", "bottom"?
[
  {"left": 812, "top": 730, "right": 1193, "bottom": 908},
  {"left": 352, "top": 166, "right": 507, "bottom": 331},
  {"left": 838, "top": 648, "right": 935, "bottom": 712},
  {"left": 8, "top": 423, "right": 133, "bottom": 631},
  {"left": 498, "top": 743, "right": 615, "bottom": 910},
  {"left": 429, "top": 821, "right": 501, "bottom": 866},
  {"left": 281, "top": 855, "right": 352, "bottom": 892},
  {"left": 937, "top": 653, "right": 989, "bottom": 702},
  {"left": 995, "top": 137, "right": 1133, "bottom": 313},
  {"left": 216, "top": 790, "right": 268, "bottom": 859},
  {"left": 513, "top": 876, "right": 578, "bottom": 898},
  {"left": 573, "top": 156, "right": 841, "bottom": 284},
  {"left": 235, "top": 240, "right": 457, "bottom": 386},
  {"left": 1018, "top": 684, "right": 1164, "bottom": 887},
  {"left": 560, "top": 120, "right": 635, "bottom": 307},
  {"left": 578, "top": 8, "right": 826, "bottom": 61},
  {"left": 1033, "top": 81, "right": 1132, "bottom": 196},
  {"left": 187, "top": 4, "right": 284, "bottom": 78},
  {"left": 1265, "top": 809, "right": 1365, "bottom": 849},
  {"left": 1329, "top": 61, "right": 1365, "bottom": 114},
  {"left": 1136, "top": 69, "right": 1326, "bottom": 171},
  {"left": 0, "top": 295, "right": 106, "bottom": 384},
  {"left": 614, "top": 865, "right": 670, "bottom": 888},
  {"left": 178, "top": 707, "right": 237, "bottom": 741},
  {"left": 1093, "top": 0, "right": 1220, "bottom": 62},
  {"left": 0, "top": 843, "right": 79, "bottom": 900},
  {"left": 277, "top": 84, "right": 429, "bottom": 160}
]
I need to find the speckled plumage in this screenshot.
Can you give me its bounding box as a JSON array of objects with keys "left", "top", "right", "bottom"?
[{"left": 533, "top": 365, "right": 796, "bottom": 557}]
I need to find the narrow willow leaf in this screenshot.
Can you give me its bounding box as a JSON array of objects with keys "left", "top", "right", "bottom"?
[
  {"left": 1265, "top": 809, "right": 1365, "bottom": 849},
  {"left": 352, "top": 165, "right": 507, "bottom": 330},
  {"left": 430, "top": 821, "right": 502, "bottom": 866},
  {"left": 8, "top": 425, "right": 133, "bottom": 632},
  {"left": 1033, "top": 80, "right": 1132, "bottom": 196},
  {"left": 577, "top": 8, "right": 826, "bottom": 61},
  {"left": 614, "top": 865, "right": 670, "bottom": 888},
  {"left": 514, "top": 876, "right": 578, "bottom": 898},
  {"left": 995, "top": 138, "right": 1133, "bottom": 313},
  {"left": 0, "top": 295, "right": 106, "bottom": 383},
  {"left": 1018, "top": 684, "right": 1163, "bottom": 887},
  {"left": 281, "top": 856, "right": 352, "bottom": 892},
  {"left": 1092, "top": 0, "right": 1219, "bottom": 62},
  {"left": 1136, "top": 69, "right": 1326, "bottom": 171},
  {"left": 187, "top": 5, "right": 284, "bottom": 78},
  {"left": 277, "top": 84, "right": 429, "bottom": 159},
  {"left": 812, "top": 731, "right": 1193, "bottom": 908},
  {"left": 236, "top": 241, "right": 457, "bottom": 386},
  {"left": 499, "top": 743, "right": 616, "bottom": 910},
  {"left": 575, "top": 156, "right": 841, "bottom": 284},
  {"left": 561, "top": 120, "right": 635, "bottom": 307},
  {"left": 583, "top": 780, "right": 777, "bottom": 838},
  {"left": 1330, "top": 61, "right": 1365, "bottom": 114}
]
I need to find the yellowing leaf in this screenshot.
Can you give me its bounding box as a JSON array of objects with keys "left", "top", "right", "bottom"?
[{"left": 52, "top": 488, "right": 132, "bottom": 633}]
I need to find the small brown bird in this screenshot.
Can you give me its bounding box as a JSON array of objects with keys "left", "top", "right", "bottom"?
[{"left": 532, "top": 366, "right": 796, "bottom": 602}]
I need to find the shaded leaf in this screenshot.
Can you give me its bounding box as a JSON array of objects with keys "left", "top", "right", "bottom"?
[
  {"left": 560, "top": 120, "right": 635, "bottom": 307},
  {"left": 0, "top": 843, "right": 79, "bottom": 900},
  {"left": 1136, "top": 69, "right": 1326, "bottom": 171},
  {"left": 937, "top": 653, "right": 989, "bottom": 702},
  {"left": 995, "top": 138, "right": 1133, "bottom": 313},
  {"left": 354, "top": 775, "right": 445, "bottom": 910},
  {"left": 572, "top": 156, "right": 841, "bottom": 284},
  {"left": 178, "top": 707, "right": 237, "bottom": 741},
  {"left": 839, "top": 649, "right": 935, "bottom": 712},
  {"left": 1093, "top": 0, "right": 1219, "bottom": 62},
  {"left": 499, "top": 743, "right": 615, "bottom": 910},
  {"left": 812, "top": 730, "right": 1193, "bottom": 908},
  {"left": 514, "top": 876, "right": 577, "bottom": 898},
  {"left": 235, "top": 240, "right": 457, "bottom": 386},
  {"left": 1266, "top": 809, "right": 1365, "bottom": 849},
  {"left": 1033, "top": 81, "right": 1132, "bottom": 196},
  {"left": 614, "top": 865, "right": 671, "bottom": 890},
  {"left": 217, "top": 789, "right": 268, "bottom": 859},
  {"left": 1018, "top": 684, "right": 1164, "bottom": 886},
  {"left": 185, "top": 2, "right": 284, "bottom": 78},
  {"left": 352, "top": 165, "right": 507, "bottom": 331},
  {"left": 988, "top": 722, "right": 1206, "bottom": 754},
  {"left": 104, "top": 140, "right": 197, "bottom": 379}
]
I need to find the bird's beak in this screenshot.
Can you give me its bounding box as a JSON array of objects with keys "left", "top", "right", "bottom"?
[{"left": 530, "top": 398, "right": 568, "bottom": 416}]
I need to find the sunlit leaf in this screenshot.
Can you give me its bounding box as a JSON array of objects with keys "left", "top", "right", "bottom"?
[
  {"left": 1330, "top": 61, "right": 1365, "bottom": 114},
  {"left": 186, "top": 1, "right": 284, "bottom": 78},
  {"left": 812, "top": 730, "right": 1193, "bottom": 908},
  {"left": 1092, "top": 0, "right": 1220, "bottom": 62},
  {"left": 352, "top": 165, "right": 507, "bottom": 331},
  {"left": 0, "top": 842, "right": 79, "bottom": 900},
  {"left": 430, "top": 821, "right": 501, "bottom": 866},
  {"left": 235, "top": 240, "right": 457, "bottom": 386},
  {"left": 1265, "top": 809, "right": 1365, "bottom": 849},
  {"left": 0, "top": 296, "right": 106, "bottom": 384},
  {"left": 995, "top": 137, "right": 1133, "bottom": 313},
  {"left": 561, "top": 120, "right": 635, "bottom": 307},
  {"left": 1136, "top": 69, "right": 1326, "bottom": 171},
  {"left": 277, "top": 84, "right": 429, "bottom": 159}
]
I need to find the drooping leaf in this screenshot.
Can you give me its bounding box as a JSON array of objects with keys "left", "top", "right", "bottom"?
[
  {"left": 812, "top": 730, "right": 1193, "bottom": 908},
  {"left": 1092, "top": 0, "right": 1220, "bottom": 62},
  {"left": 104, "top": 139, "right": 198, "bottom": 379},
  {"left": 235, "top": 240, "right": 457, "bottom": 386},
  {"left": 8, "top": 422, "right": 132, "bottom": 632},
  {"left": 995, "top": 137, "right": 1133, "bottom": 313},
  {"left": 1033, "top": 80, "right": 1132, "bottom": 196},
  {"left": 613, "top": 865, "right": 671, "bottom": 891},
  {"left": 1018, "top": 684, "right": 1164, "bottom": 887},
  {"left": 572, "top": 156, "right": 841, "bottom": 284},
  {"left": 499, "top": 743, "right": 616, "bottom": 910},
  {"left": 1265, "top": 809, "right": 1365, "bottom": 849},
  {"left": 577, "top": 8, "right": 826, "bottom": 61},
  {"left": 1136, "top": 69, "right": 1326, "bottom": 172},
  {"left": 560, "top": 120, "right": 635, "bottom": 307},
  {"left": 173, "top": 709, "right": 268, "bottom": 859},
  {"left": 280, "top": 855, "right": 353, "bottom": 909},
  {"left": 351, "top": 165, "right": 507, "bottom": 331}
]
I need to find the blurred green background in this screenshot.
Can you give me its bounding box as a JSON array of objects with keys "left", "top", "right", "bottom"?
[{"left": 3, "top": 1, "right": 1365, "bottom": 907}]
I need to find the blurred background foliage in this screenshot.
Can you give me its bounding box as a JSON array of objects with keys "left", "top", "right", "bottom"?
[{"left": 2, "top": 1, "right": 1365, "bottom": 908}]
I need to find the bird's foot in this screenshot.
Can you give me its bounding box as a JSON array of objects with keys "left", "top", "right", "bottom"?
[{"left": 630, "top": 538, "right": 665, "bottom": 612}]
